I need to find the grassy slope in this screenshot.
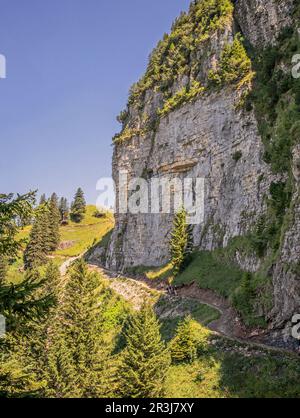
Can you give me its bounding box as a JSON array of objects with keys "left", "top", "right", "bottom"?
[
  {"left": 17, "top": 205, "right": 114, "bottom": 257},
  {"left": 157, "top": 296, "right": 220, "bottom": 341},
  {"left": 127, "top": 260, "right": 300, "bottom": 398},
  {"left": 9, "top": 206, "right": 300, "bottom": 397},
  {"left": 55, "top": 205, "right": 114, "bottom": 257},
  {"left": 129, "top": 250, "right": 244, "bottom": 299},
  {"left": 164, "top": 320, "right": 300, "bottom": 398},
  {"left": 174, "top": 251, "right": 244, "bottom": 298},
  {"left": 6, "top": 205, "right": 114, "bottom": 284}
]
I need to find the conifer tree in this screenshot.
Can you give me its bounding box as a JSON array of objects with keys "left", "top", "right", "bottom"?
[
  {"left": 39, "top": 194, "right": 47, "bottom": 206},
  {"left": 0, "top": 192, "right": 35, "bottom": 258},
  {"left": 170, "top": 208, "right": 193, "bottom": 276},
  {"left": 59, "top": 197, "right": 69, "bottom": 223},
  {"left": 0, "top": 268, "right": 55, "bottom": 398},
  {"left": 170, "top": 316, "right": 197, "bottom": 364},
  {"left": 18, "top": 263, "right": 61, "bottom": 397},
  {"left": 23, "top": 209, "right": 50, "bottom": 270},
  {"left": 47, "top": 193, "right": 60, "bottom": 252},
  {"left": 232, "top": 272, "right": 255, "bottom": 318},
  {"left": 44, "top": 260, "right": 114, "bottom": 398},
  {"left": 0, "top": 256, "right": 7, "bottom": 285},
  {"left": 70, "top": 188, "right": 86, "bottom": 223},
  {"left": 42, "top": 262, "right": 60, "bottom": 298},
  {"left": 118, "top": 303, "right": 171, "bottom": 398},
  {"left": 0, "top": 193, "right": 53, "bottom": 322},
  {"left": 43, "top": 322, "right": 79, "bottom": 398},
  {"left": 0, "top": 193, "right": 54, "bottom": 398}
]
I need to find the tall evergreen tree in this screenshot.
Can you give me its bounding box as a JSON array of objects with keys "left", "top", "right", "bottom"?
[
  {"left": 42, "top": 262, "right": 61, "bottom": 298},
  {"left": 70, "top": 188, "right": 86, "bottom": 223},
  {"left": 23, "top": 208, "right": 50, "bottom": 270},
  {"left": 44, "top": 260, "right": 114, "bottom": 398},
  {"left": 170, "top": 208, "right": 193, "bottom": 276},
  {"left": 0, "top": 269, "right": 53, "bottom": 333},
  {"left": 0, "top": 256, "right": 7, "bottom": 285},
  {"left": 48, "top": 193, "right": 60, "bottom": 252},
  {"left": 170, "top": 316, "right": 197, "bottom": 364},
  {"left": 16, "top": 264, "right": 61, "bottom": 398},
  {"left": 0, "top": 192, "right": 35, "bottom": 258},
  {"left": 0, "top": 193, "right": 54, "bottom": 398},
  {"left": 39, "top": 194, "right": 47, "bottom": 206},
  {"left": 59, "top": 197, "right": 69, "bottom": 223},
  {"left": 0, "top": 193, "right": 53, "bottom": 323},
  {"left": 43, "top": 323, "right": 79, "bottom": 398},
  {"left": 118, "top": 303, "right": 171, "bottom": 398},
  {"left": 0, "top": 268, "right": 56, "bottom": 398}
]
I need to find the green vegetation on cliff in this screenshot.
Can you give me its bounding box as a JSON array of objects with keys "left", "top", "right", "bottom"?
[
  {"left": 171, "top": 2, "right": 300, "bottom": 327},
  {"left": 158, "top": 80, "right": 205, "bottom": 117},
  {"left": 128, "top": 0, "right": 233, "bottom": 107},
  {"left": 208, "top": 33, "right": 254, "bottom": 88},
  {"left": 248, "top": 3, "right": 300, "bottom": 255},
  {"left": 114, "top": 0, "right": 256, "bottom": 143}
]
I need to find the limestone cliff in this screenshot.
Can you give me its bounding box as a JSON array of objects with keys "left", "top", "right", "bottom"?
[{"left": 91, "top": 0, "right": 300, "bottom": 331}]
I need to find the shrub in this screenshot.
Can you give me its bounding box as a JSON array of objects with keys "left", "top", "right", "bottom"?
[
  {"left": 232, "top": 151, "right": 242, "bottom": 162},
  {"left": 232, "top": 272, "right": 255, "bottom": 324},
  {"left": 158, "top": 81, "right": 205, "bottom": 117}
]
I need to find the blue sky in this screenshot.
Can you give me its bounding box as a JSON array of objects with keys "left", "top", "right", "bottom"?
[{"left": 0, "top": 0, "right": 191, "bottom": 204}]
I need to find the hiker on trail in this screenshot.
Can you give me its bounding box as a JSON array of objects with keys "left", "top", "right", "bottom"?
[{"left": 173, "top": 286, "right": 178, "bottom": 297}]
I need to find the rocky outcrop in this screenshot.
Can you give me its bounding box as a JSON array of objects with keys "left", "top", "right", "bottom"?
[
  {"left": 106, "top": 88, "right": 272, "bottom": 271},
  {"left": 234, "top": 0, "right": 294, "bottom": 47},
  {"left": 90, "top": 0, "right": 300, "bottom": 331},
  {"left": 271, "top": 146, "right": 300, "bottom": 326}
]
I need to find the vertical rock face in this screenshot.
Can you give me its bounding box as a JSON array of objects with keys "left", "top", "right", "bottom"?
[
  {"left": 234, "top": 0, "right": 294, "bottom": 47},
  {"left": 91, "top": 0, "right": 300, "bottom": 329},
  {"left": 271, "top": 146, "right": 300, "bottom": 326},
  {"left": 106, "top": 90, "right": 272, "bottom": 271}
]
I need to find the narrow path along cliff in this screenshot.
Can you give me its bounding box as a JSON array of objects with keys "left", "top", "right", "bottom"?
[
  {"left": 59, "top": 255, "right": 83, "bottom": 276},
  {"left": 86, "top": 263, "right": 299, "bottom": 357}
]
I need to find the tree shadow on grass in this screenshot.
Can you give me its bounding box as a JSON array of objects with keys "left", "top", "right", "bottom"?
[
  {"left": 204, "top": 335, "right": 300, "bottom": 398},
  {"left": 154, "top": 292, "right": 300, "bottom": 398}
]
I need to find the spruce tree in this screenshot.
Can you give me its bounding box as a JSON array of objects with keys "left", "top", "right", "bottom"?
[
  {"left": 39, "top": 194, "right": 47, "bottom": 206},
  {"left": 0, "top": 192, "right": 53, "bottom": 323},
  {"left": 0, "top": 192, "right": 35, "bottom": 258},
  {"left": 118, "top": 303, "right": 171, "bottom": 398},
  {"left": 170, "top": 316, "right": 197, "bottom": 364},
  {"left": 48, "top": 193, "right": 60, "bottom": 252},
  {"left": 59, "top": 197, "right": 69, "bottom": 223},
  {"left": 0, "top": 256, "right": 7, "bottom": 285},
  {"left": 70, "top": 188, "right": 86, "bottom": 223},
  {"left": 20, "top": 263, "right": 62, "bottom": 398},
  {"left": 0, "top": 267, "right": 55, "bottom": 398},
  {"left": 42, "top": 262, "right": 60, "bottom": 298},
  {"left": 23, "top": 209, "right": 50, "bottom": 270},
  {"left": 43, "top": 322, "right": 79, "bottom": 398},
  {"left": 44, "top": 260, "right": 114, "bottom": 398},
  {"left": 0, "top": 193, "right": 54, "bottom": 398},
  {"left": 170, "top": 208, "right": 193, "bottom": 276}
]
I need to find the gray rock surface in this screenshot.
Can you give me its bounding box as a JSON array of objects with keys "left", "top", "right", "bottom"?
[
  {"left": 89, "top": 0, "right": 300, "bottom": 329},
  {"left": 235, "top": 0, "right": 294, "bottom": 47}
]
